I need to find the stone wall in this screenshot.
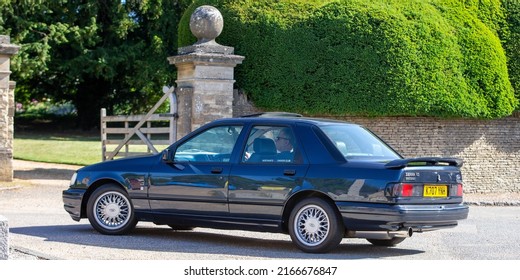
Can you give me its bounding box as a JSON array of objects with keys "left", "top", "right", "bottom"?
[
  {"left": 232, "top": 89, "right": 261, "bottom": 117},
  {"left": 0, "top": 35, "right": 19, "bottom": 182},
  {"left": 233, "top": 96, "right": 519, "bottom": 193},
  {"left": 318, "top": 115, "right": 520, "bottom": 194}
]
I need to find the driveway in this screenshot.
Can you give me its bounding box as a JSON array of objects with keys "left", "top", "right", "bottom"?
[{"left": 1, "top": 160, "right": 520, "bottom": 260}]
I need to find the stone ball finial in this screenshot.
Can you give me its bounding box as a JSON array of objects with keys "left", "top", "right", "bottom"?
[{"left": 190, "top": 5, "right": 224, "bottom": 45}]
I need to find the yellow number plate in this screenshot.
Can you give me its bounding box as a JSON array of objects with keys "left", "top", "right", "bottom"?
[{"left": 424, "top": 185, "right": 448, "bottom": 197}]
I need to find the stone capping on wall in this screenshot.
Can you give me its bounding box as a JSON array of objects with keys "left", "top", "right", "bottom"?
[
  {"left": 0, "top": 35, "right": 20, "bottom": 55},
  {"left": 167, "top": 52, "right": 245, "bottom": 66}
]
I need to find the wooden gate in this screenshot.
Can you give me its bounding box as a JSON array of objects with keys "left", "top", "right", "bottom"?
[{"left": 101, "top": 86, "right": 177, "bottom": 161}]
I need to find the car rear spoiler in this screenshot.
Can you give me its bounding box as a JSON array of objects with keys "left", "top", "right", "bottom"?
[{"left": 385, "top": 157, "right": 463, "bottom": 169}]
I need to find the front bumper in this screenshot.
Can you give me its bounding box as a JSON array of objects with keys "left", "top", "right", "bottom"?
[
  {"left": 62, "top": 188, "right": 86, "bottom": 221},
  {"left": 337, "top": 202, "right": 469, "bottom": 232}
]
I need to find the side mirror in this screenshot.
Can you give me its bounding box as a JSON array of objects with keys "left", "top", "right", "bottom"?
[
  {"left": 162, "top": 149, "right": 173, "bottom": 163},
  {"left": 162, "top": 148, "right": 185, "bottom": 170}
]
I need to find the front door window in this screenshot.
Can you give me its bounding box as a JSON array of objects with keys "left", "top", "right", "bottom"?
[{"left": 175, "top": 126, "right": 243, "bottom": 163}]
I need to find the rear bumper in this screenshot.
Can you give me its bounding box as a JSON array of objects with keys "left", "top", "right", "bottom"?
[
  {"left": 337, "top": 202, "right": 469, "bottom": 232},
  {"left": 62, "top": 188, "right": 86, "bottom": 221}
]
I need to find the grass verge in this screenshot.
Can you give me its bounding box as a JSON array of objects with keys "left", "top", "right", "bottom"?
[
  {"left": 14, "top": 135, "right": 102, "bottom": 166},
  {"left": 14, "top": 134, "right": 169, "bottom": 166}
]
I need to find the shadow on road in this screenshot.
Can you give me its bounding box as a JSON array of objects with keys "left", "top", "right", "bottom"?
[{"left": 10, "top": 224, "right": 424, "bottom": 259}]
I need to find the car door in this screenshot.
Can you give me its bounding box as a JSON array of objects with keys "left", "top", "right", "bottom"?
[
  {"left": 148, "top": 125, "right": 243, "bottom": 216},
  {"left": 228, "top": 125, "right": 309, "bottom": 222}
]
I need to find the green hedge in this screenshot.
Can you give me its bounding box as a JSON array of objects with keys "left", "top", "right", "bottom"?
[
  {"left": 502, "top": 0, "right": 520, "bottom": 110},
  {"left": 179, "top": 0, "right": 519, "bottom": 118}
]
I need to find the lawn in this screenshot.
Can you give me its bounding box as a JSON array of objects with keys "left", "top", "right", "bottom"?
[
  {"left": 14, "top": 134, "right": 102, "bottom": 166},
  {"left": 14, "top": 133, "right": 168, "bottom": 166}
]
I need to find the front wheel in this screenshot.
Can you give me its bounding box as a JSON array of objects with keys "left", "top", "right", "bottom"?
[
  {"left": 87, "top": 184, "right": 137, "bottom": 235},
  {"left": 288, "top": 198, "right": 343, "bottom": 253}
]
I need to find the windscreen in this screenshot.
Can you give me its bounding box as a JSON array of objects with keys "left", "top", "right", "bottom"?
[{"left": 319, "top": 124, "right": 401, "bottom": 161}]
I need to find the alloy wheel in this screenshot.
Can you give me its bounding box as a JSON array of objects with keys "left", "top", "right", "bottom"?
[
  {"left": 93, "top": 191, "right": 131, "bottom": 230},
  {"left": 293, "top": 204, "right": 330, "bottom": 246}
]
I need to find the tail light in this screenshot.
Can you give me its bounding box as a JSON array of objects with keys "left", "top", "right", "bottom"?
[
  {"left": 452, "top": 183, "right": 463, "bottom": 197},
  {"left": 458, "top": 184, "right": 463, "bottom": 196},
  {"left": 447, "top": 183, "right": 464, "bottom": 197},
  {"left": 389, "top": 183, "right": 463, "bottom": 197},
  {"left": 401, "top": 184, "right": 413, "bottom": 196},
  {"left": 390, "top": 183, "right": 422, "bottom": 197}
]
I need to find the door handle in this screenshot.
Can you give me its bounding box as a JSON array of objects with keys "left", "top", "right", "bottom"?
[
  {"left": 284, "top": 169, "right": 296, "bottom": 176},
  {"left": 211, "top": 167, "right": 223, "bottom": 174}
]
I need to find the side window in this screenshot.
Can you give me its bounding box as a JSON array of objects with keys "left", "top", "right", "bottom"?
[
  {"left": 242, "top": 126, "right": 301, "bottom": 164},
  {"left": 174, "top": 125, "right": 242, "bottom": 162},
  {"left": 320, "top": 125, "right": 400, "bottom": 159}
]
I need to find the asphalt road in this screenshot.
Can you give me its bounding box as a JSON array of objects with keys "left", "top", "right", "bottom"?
[{"left": 1, "top": 161, "right": 520, "bottom": 261}]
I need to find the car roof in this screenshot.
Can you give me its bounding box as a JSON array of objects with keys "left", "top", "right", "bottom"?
[{"left": 211, "top": 112, "right": 358, "bottom": 127}]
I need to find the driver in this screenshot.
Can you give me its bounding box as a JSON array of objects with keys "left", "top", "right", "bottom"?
[{"left": 275, "top": 128, "right": 294, "bottom": 162}]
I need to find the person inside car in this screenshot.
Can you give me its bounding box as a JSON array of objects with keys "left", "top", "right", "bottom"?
[{"left": 275, "top": 128, "right": 294, "bottom": 162}]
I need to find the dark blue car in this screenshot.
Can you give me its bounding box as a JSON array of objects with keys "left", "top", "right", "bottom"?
[{"left": 63, "top": 113, "right": 469, "bottom": 253}]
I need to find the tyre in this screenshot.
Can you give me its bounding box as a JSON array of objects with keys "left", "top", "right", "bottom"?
[
  {"left": 367, "top": 237, "right": 406, "bottom": 247},
  {"left": 288, "top": 198, "right": 343, "bottom": 253},
  {"left": 87, "top": 184, "right": 137, "bottom": 235}
]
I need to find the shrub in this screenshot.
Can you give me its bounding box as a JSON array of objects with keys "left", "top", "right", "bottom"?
[
  {"left": 501, "top": 0, "right": 520, "bottom": 110},
  {"left": 14, "top": 98, "right": 77, "bottom": 129},
  {"left": 15, "top": 99, "right": 77, "bottom": 119},
  {"left": 179, "top": 0, "right": 518, "bottom": 118}
]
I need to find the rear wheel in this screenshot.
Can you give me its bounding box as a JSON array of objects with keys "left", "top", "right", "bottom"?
[
  {"left": 288, "top": 198, "right": 343, "bottom": 253},
  {"left": 87, "top": 184, "right": 137, "bottom": 235},
  {"left": 367, "top": 237, "right": 406, "bottom": 246}
]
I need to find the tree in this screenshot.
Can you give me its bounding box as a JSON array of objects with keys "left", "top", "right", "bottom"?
[{"left": 1, "top": 0, "right": 188, "bottom": 129}]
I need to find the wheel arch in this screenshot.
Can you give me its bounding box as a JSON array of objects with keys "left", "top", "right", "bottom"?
[
  {"left": 281, "top": 190, "right": 342, "bottom": 233},
  {"left": 80, "top": 178, "right": 127, "bottom": 219}
]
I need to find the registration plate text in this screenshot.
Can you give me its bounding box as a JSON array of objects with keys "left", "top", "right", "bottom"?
[{"left": 424, "top": 185, "right": 448, "bottom": 197}]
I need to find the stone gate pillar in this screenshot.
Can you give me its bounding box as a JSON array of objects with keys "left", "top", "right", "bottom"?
[
  {"left": 168, "top": 5, "right": 244, "bottom": 139},
  {"left": 0, "top": 35, "right": 20, "bottom": 182}
]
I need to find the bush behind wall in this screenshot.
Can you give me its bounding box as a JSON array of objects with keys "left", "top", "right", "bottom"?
[{"left": 179, "top": 0, "right": 518, "bottom": 118}]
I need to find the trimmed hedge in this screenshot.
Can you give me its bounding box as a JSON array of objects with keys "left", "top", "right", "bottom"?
[
  {"left": 179, "top": 0, "right": 519, "bottom": 118},
  {"left": 502, "top": 0, "right": 520, "bottom": 109}
]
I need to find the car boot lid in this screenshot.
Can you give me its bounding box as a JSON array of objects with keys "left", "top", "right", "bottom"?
[{"left": 385, "top": 157, "right": 463, "bottom": 169}]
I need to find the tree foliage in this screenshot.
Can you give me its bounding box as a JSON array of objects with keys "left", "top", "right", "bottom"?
[
  {"left": 1, "top": 0, "right": 188, "bottom": 129},
  {"left": 179, "top": 0, "right": 518, "bottom": 118}
]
